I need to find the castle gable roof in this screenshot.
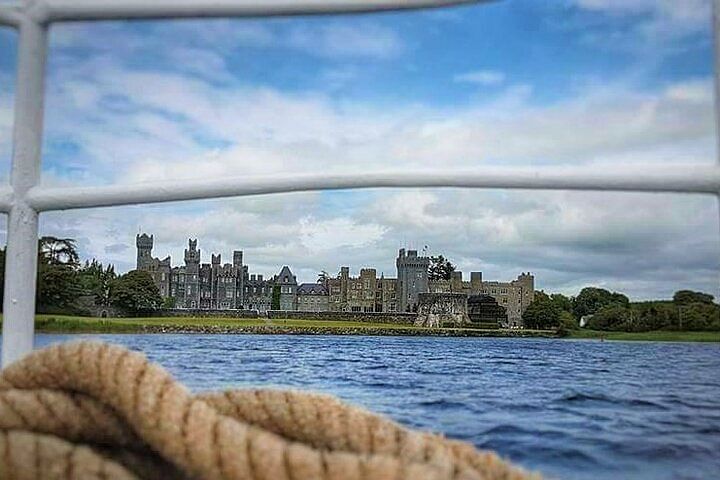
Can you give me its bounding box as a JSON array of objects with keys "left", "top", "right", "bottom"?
[
  {"left": 276, "top": 266, "right": 297, "bottom": 285},
  {"left": 297, "top": 283, "right": 328, "bottom": 295}
]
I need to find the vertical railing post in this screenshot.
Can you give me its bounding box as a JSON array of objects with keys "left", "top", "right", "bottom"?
[{"left": 2, "top": 12, "right": 47, "bottom": 367}]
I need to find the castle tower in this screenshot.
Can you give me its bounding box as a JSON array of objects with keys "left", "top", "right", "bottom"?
[
  {"left": 233, "top": 251, "right": 244, "bottom": 308},
  {"left": 183, "top": 239, "right": 201, "bottom": 308},
  {"left": 470, "top": 272, "right": 483, "bottom": 293},
  {"left": 396, "top": 248, "right": 430, "bottom": 312},
  {"left": 136, "top": 233, "right": 153, "bottom": 270},
  {"left": 233, "top": 251, "right": 243, "bottom": 269},
  {"left": 513, "top": 272, "right": 535, "bottom": 311}
]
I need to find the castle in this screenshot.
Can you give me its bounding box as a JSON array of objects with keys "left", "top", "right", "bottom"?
[{"left": 136, "top": 234, "right": 535, "bottom": 326}]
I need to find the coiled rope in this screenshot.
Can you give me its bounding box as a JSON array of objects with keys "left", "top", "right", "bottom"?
[{"left": 0, "top": 341, "right": 537, "bottom": 479}]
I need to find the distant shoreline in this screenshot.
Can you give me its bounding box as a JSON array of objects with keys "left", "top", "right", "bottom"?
[
  {"left": 565, "top": 329, "right": 720, "bottom": 343},
  {"left": 5, "top": 315, "right": 717, "bottom": 342},
  {"left": 29, "top": 315, "right": 558, "bottom": 338}
]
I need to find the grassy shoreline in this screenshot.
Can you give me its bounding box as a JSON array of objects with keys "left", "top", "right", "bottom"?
[
  {"left": 24, "top": 315, "right": 557, "bottom": 337},
  {"left": 565, "top": 329, "right": 720, "bottom": 342},
  {"left": 0, "top": 315, "right": 716, "bottom": 341}
]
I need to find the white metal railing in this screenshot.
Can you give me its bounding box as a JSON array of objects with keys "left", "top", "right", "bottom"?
[{"left": 0, "top": 0, "right": 719, "bottom": 366}]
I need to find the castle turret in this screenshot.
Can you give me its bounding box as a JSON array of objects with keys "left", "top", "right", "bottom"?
[
  {"left": 513, "top": 272, "right": 535, "bottom": 311},
  {"left": 470, "top": 272, "right": 483, "bottom": 293},
  {"left": 233, "top": 251, "right": 243, "bottom": 268},
  {"left": 183, "top": 239, "right": 201, "bottom": 308},
  {"left": 136, "top": 233, "right": 153, "bottom": 270}
]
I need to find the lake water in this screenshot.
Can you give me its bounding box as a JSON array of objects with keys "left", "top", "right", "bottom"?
[{"left": 16, "top": 335, "right": 720, "bottom": 479}]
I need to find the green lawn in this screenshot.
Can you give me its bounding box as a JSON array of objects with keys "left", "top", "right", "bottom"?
[
  {"left": 566, "top": 329, "right": 720, "bottom": 342},
  {"left": 14, "top": 316, "right": 716, "bottom": 341},
  {"left": 10, "top": 315, "right": 553, "bottom": 336},
  {"left": 26, "top": 315, "right": 428, "bottom": 333}
]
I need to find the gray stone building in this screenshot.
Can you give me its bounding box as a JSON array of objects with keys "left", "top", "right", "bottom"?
[
  {"left": 441, "top": 270, "right": 535, "bottom": 327},
  {"left": 396, "top": 249, "right": 430, "bottom": 312},
  {"left": 276, "top": 266, "right": 297, "bottom": 311},
  {"left": 136, "top": 234, "right": 535, "bottom": 325},
  {"left": 137, "top": 235, "right": 247, "bottom": 310},
  {"left": 243, "top": 272, "right": 272, "bottom": 312},
  {"left": 135, "top": 234, "right": 172, "bottom": 299},
  {"left": 297, "top": 283, "right": 329, "bottom": 312},
  {"left": 243, "top": 267, "right": 274, "bottom": 313},
  {"left": 325, "top": 266, "right": 398, "bottom": 313}
]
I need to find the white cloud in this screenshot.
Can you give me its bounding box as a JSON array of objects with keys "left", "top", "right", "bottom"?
[
  {"left": 49, "top": 20, "right": 403, "bottom": 63},
  {"left": 571, "top": 0, "right": 711, "bottom": 48},
  {"left": 287, "top": 24, "right": 403, "bottom": 60},
  {"left": 299, "top": 217, "right": 387, "bottom": 252},
  {"left": 574, "top": 0, "right": 709, "bottom": 24},
  {"left": 453, "top": 70, "right": 506, "bottom": 86},
  {"left": 0, "top": 21, "right": 716, "bottom": 299}
]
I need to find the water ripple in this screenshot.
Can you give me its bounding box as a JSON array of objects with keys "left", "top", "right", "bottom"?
[{"left": 19, "top": 334, "right": 720, "bottom": 480}]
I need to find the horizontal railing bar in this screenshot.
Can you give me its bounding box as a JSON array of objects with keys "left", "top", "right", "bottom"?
[
  {"left": 27, "top": 164, "right": 720, "bottom": 211},
  {"left": 37, "top": 0, "right": 489, "bottom": 22},
  {"left": 0, "top": 6, "right": 21, "bottom": 27}
]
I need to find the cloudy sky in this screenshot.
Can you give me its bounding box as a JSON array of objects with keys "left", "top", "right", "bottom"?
[{"left": 0, "top": 0, "right": 717, "bottom": 300}]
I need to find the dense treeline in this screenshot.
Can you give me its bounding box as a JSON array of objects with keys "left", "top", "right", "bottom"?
[
  {"left": 0, "top": 237, "right": 161, "bottom": 315},
  {"left": 522, "top": 287, "right": 720, "bottom": 332}
]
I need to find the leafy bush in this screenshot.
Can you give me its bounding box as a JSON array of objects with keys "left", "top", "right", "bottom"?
[
  {"left": 572, "top": 287, "right": 629, "bottom": 319},
  {"left": 522, "top": 292, "right": 562, "bottom": 329},
  {"left": 110, "top": 270, "right": 162, "bottom": 314}
]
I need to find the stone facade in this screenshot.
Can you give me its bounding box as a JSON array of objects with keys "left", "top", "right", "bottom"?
[
  {"left": 415, "top": 293, "right": 470, "bottom": 328},
  {"left": 326, "top": 267, "right": 398, "bottom": 313},
  {"left": 296, "top": 283, "right": 329, "bottom": 312},
  {"left": 432, "top": 270, "right": 534, "bottom": 327},
  {"left": 136, "top": 234, "right": 535, "bottom": 325},
  {"left": 396, "top": 249, "right": 430, "bottom": 312},
  {"left": 276, "top": 266, "right": 297, "bottom": 311},
  {"left": 137, "top": 234, "right": 294, "bottom": 312},
  {"left": 243, "top": 273, "right": 272, "bottom": 312}
]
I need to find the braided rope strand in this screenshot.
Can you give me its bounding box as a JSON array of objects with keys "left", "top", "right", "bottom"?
[{"left": 0, "top": 341, "right": 537, "bottom": 480}]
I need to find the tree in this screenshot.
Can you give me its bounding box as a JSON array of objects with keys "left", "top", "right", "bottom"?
[
  {"left": 428, "top": 255, "right": 456, "bottom": 281},
  {"left": 673, "top": 290, "right": 714, "bottom": 306},
  {"left": 78, "top": 259, "right": 116, "bottom": 306},
  {"left": 271, "top": 285, "right": 281, "bottom": 310},
  {"left": 550, "top": 293, "right": 573, "bottom": 313},
  {"left": 110, "top": 270, "right": 162, "bottom": 314},
  {"left": 585, "top": 305, "right": 632, "bottom": 331},
  {"left": 559, "top": 310, "right": 578, "bottom": 330},
  {"left": 39, "top": 236, "right": 79, "bottom": 267},
  {"left": 37, "top": 263, "right": 83, "bottom": 312},
  {"left": 522, "top": 292, "right": 562, "bottom": 330},
  {"left": 317, "top": 271, "right": 330, "bottom": 285},
  {"left": 572, "top": 287, "right": 629, "bottom": 319},
  {"left": 34, "top": 236, "right": 84, "bottom": 312}
]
